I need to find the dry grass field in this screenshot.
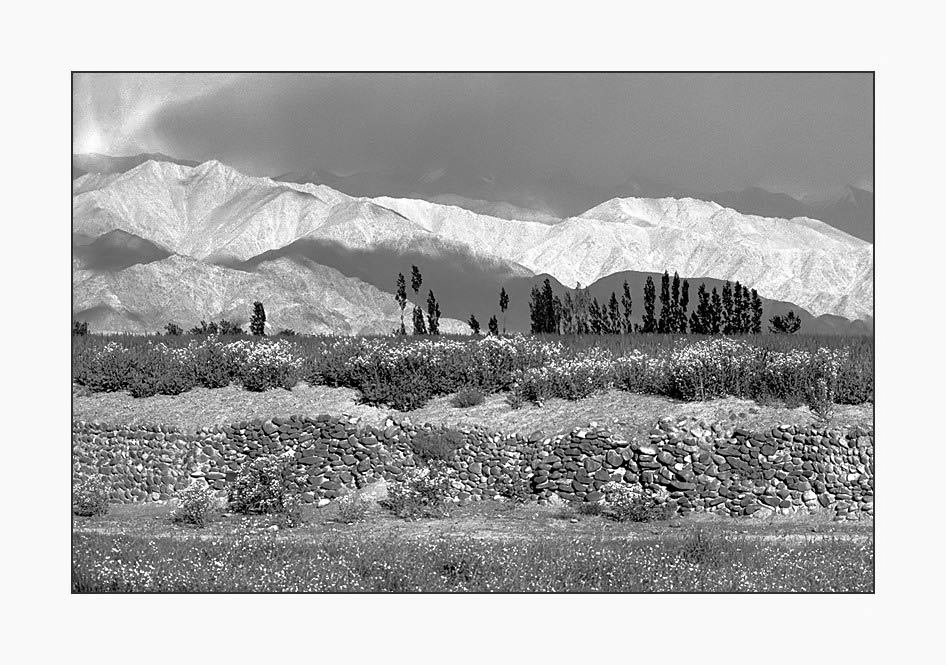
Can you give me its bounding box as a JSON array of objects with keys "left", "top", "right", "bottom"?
[{"left": 74, "top": 382, "right": 873, "bottom": 439}]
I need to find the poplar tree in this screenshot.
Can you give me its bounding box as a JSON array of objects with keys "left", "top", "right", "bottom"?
[
  {"left": 679, "top": 279, "right": 690, "bottom": 334},
  {"left": 721, "top": 281, "right": 734, "bottom": 334},
  {"left": 671, "top": 272, "right": 681, "bottom": 333},
  {"left": 395, "top": 273, "right": 407, "bottom": 335},
  {"left": 488, "top": 315, "right": 499, "bottom": 336},
  {"left": 589, "top": 297, "right": 604, "bottom": 334},
  {"left": 541, "top": 279, "right": 558, "bottom": 334},
  {"left": 250, "top": 301, "right": 266, "bottom": 336},
  {"left": 410, "top": 266, "right": 427, "bottom": 335},
  {"left": 607, "top": 291, "right": 621, "bottom": 334},
  {"left": 573, "top": 282, "right": 589, "bottom": 334},
  {"left": 751, "top": 289, "right": 763, "bottom": 334},
  {"left": 657, "top": 271, "right": 671, "bottom": 333},
  {"left": 468, "top": 314, "right": 481, "bottom": 335},
  {"left": 561, "top": 292, "right": 575, "bottom": 334},
  {"left": 642, "top": 276, "right": 658, "bottom": 333},
  {"left": 733, "top": 281, "right": 745, "bottom": 334},
  {"left": 499, "top": 287, "right": 509, "bottom": 335},
  {"left": 741, "top": 287, "right": 753, "bottom": 334},
  {"left": 710, "top": 287, "right": 722, "bottom": 334},
  {"left": 426, "top": 290, "right": 441, "bottom": 335},
  {"left": 621, "top": 280, "right": 633, "bottom": 333}
]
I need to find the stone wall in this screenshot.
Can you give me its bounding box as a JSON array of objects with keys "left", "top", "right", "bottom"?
[{"left": 72, "top": 414, "right": 874, "bottom": 520}]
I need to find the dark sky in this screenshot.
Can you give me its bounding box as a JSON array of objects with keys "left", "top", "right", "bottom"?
[{"left": 73, "top": 72, "right": 872, "bottom": 197}]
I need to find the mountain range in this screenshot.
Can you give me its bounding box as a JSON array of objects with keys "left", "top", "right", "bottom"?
[{"left": 71, "top": 155, "right": 874, "bottom": 335}]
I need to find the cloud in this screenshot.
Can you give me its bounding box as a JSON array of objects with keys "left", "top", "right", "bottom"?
[{"left": 76, "top": 73, "right": 873, "bottom": 196}]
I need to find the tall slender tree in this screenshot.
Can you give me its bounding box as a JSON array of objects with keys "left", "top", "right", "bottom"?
[
  {"left": 426, "top": 290, "right": 441, "bottom": 335},
  {"left": 607, "top": 291, "right": 621, "bottom": 334},
  {"left": 733, "top": 281, "right": 745, "bottom": 334},
  {"left": 499, "top": 287, "right": 509, "bottom": 335},
  {"left": 410, "top": 266, "right": 426, "bottom": 335},
  {"left": 741, "top": 286, "right": 754, "bottom": 333},
  {"left": 468, "top": 314, "right": 481, "bottom": 335},
  {"left": 250, "top": 301, "right": 266, "bottom": 336},
  {"left": 621, "top": 280, "right": 633, "bottom": 333},
  {"left": 657, "top": 271, "right": 672, "bottom": 333},
  {"left": 589, "top": 297, "right": 604, "bottom": 334},
  {"left": 710, "top": 287, "right": 722, "bottom": 334},
  {"left": 573, "top": 282, "right": 590, "bottom": 334},
  {"left": 561, "top": 292, "right": 575, "bottom": 334},
  {"left": 721, "top": 281, "right": 735, "bottom": 334},
  {"left": 641, "top": 276, "right": 658, "bottom": 333},
  {"left": 395, "top": 273, "right": 407, "bottom": 335},
  {"left": 679, "top": 279, "right": 690, "bottom": 333},
  {"left": 691, "top": 282, "right": 712, "bottom": 334},
  {"left": 670, "top": 272, "right": 681, "bottom": 333},
  {"left": 750, "top": 289, "right": 763, "bottom": 334},
  {"left": 488, "top": 315, "right": 499, "bottom": 336},
  {"left": 541, "top": 279, "right": 558, "bottom": 334}
]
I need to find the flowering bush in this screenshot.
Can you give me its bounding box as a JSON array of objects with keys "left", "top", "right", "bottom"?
[
  {"left": 227, "top": 339, "right": 304, "bottom": 391},
  {"left": 73, "top": 475, "right": 110, "bottom": 517},
  {"left": 335, "top": 492, "right": 372, "bottom": 523},
  {"left": 228, "top": 453, "right": 306, "bottom": 527},
  {"left": 171, "top": 481, "right": 219, "bottom": 527},
  {"left": 514, "top": 349, "right": 613, "bottom": 403},
  {"left": 381, "top": 467, "right": 453, "bottom": 519},
  {"left": 73, "top": 333, "right": 873, "bottom": 408}
]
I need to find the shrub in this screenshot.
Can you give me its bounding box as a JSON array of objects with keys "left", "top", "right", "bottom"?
[
  {"left": 170, "top": 481, "right": 219, "bottom": 527},
  {"left": 228, "top": 454, "right": 305, "bottom": 527},
  {"left": 451, "top": 387, "right": 485, "bottom": 408},
  {"left": 72, "top": 321, "right": 89, "bottom": 336},
  {"left": 577, "top": 501, "right": 605, "bottom": 516},
  {"left": 73, "top": 476, "right": 110, "bottom": 517},
  {"left": 411, "top": 429, "right": 466, "bottom": 465},
  {"left": 381, "top": 467, "right": 453, "bottom": 519},
  {"left": 336, "top": 492, "right": 372, "bottom": 523},
  {"left": 229, "top": 339, "right": 304, "bottom": 391},
  {"left": 680, "top": 529, "right": 730, "bottom": 566},
  {"left": 600, "top": 482, "right": 672, "bottom": 523}
]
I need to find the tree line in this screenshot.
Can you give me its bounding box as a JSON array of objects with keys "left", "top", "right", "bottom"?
[
  {"left": 393, "top": 266, "right": 801, "bottom": 336},
  {"left": 526, "top": 271, "right": 796, "bottom": 334}
]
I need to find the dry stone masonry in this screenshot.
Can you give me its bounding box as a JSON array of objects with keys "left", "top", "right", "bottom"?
[{"left": 72, "top": 414, "right": 874, "bottom": 520}]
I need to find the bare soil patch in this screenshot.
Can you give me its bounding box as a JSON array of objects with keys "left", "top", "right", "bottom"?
[{"left": 73, "top": 383, "right": 873, "bottom": 437}]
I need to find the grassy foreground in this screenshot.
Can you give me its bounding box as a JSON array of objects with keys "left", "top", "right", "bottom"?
[{"left": 72, "top": 504, "right": 873, "bottom": 593}]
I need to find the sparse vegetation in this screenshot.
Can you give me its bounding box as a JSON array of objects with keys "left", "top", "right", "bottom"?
[
  {"left": 72, "top": 520, "right": 874, "bottom": 592},
  {"left": 452, "top": 387, "right": 485, "bottom": 408},
  {"left": 73, "top": 476, "right": 110, "bottom": 517}
]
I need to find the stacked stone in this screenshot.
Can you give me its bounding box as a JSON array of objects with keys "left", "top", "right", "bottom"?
[
  {"left": 193, "top": 414, "right": 419, "bottom": 502},
  {"left": 530, "top": 427, "right": 629, "bottom": 502},
  {"left": 438, "top": 426, "right": 539, "bottom": 504},
  {"left": 72, "top": 421, "right": 194, "bottom": 502},
  {"left": 72, "top": 414, "right": 874, "bottom": 519}
]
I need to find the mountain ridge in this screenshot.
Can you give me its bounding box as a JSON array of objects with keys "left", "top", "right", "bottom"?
[{"left": 72, "top": 155, "right": 874, "bottom": 327}]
